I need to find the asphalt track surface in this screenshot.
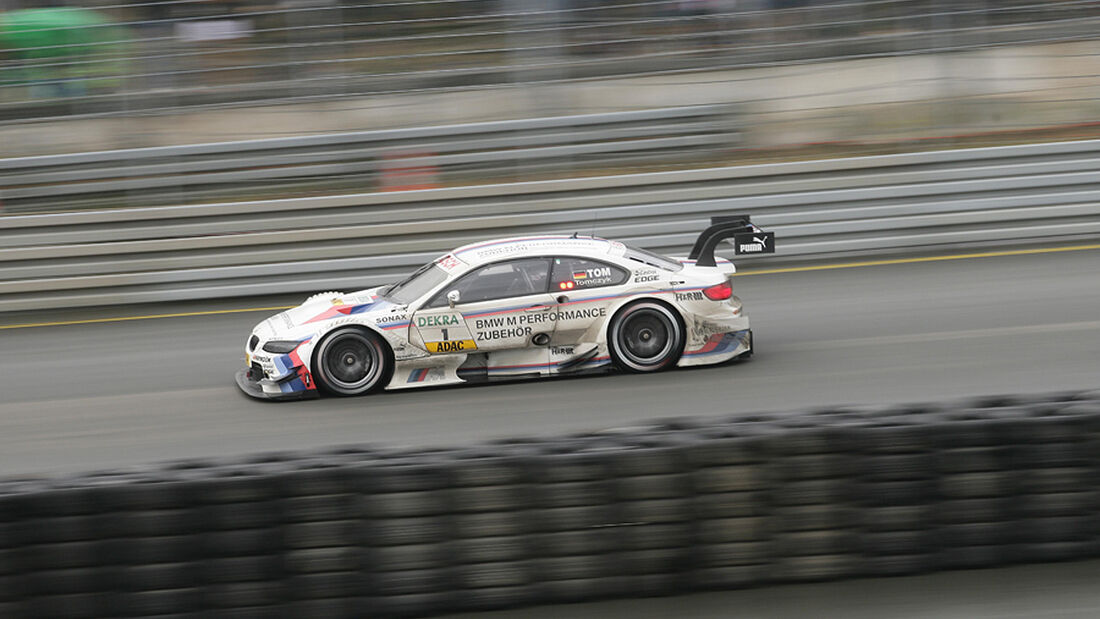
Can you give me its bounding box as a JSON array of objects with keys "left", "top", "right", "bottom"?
[
  {"left": 1, "top": 245, "right": 1098, "bottom": 477},
  {"left": 441, "top": 560, "right": 1100, "bottom": 619}
]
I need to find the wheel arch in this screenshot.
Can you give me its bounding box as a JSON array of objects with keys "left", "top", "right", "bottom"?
[
  {"left": 601, "top": 294, "right": 688, "bottom": 345},
  {"left": 309, "top": 321, "right": 397, "bottom": 395}
]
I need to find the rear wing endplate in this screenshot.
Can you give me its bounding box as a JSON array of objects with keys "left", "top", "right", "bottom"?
[{"left": 687, "top": 215, "right": 775, "bottom": 267}]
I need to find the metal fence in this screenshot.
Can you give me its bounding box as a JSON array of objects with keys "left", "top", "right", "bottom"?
[
  {"left": 0, "top": 138, "right": 1096, "bottom": 312},
  {"left": 2, "top": 0, "right": 1098, "bottom": 124},
  {"left": 0, "top": 104, "right": 738, "bottom": 211}
]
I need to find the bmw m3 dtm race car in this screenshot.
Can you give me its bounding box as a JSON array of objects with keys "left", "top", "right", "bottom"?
[{"left": 236, "top": 216, "right": 774, "bottom": 400}]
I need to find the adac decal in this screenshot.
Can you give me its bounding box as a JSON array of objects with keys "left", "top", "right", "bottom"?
[
  {"left": 425, "top": 339, "right": 477, "bottom": 353},
  {"left": 416, "top": 314, "right": 461, "bottom": 328}
]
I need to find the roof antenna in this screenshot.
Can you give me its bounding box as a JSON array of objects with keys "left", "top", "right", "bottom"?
[
  {"left": 571, "top": 231, "right": 579, "bottom": 238},
  {"left": 590, "top": 210, "right": 598, "bottom": 239}
]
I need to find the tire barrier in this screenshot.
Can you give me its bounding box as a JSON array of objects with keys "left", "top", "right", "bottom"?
[{"left": 0, "top": 390, "right": 1099, "bottom": 617}]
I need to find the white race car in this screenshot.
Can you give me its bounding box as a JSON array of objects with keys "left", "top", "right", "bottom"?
[{"left": 236, "top": 216, "right": 774, "bottom": 400}]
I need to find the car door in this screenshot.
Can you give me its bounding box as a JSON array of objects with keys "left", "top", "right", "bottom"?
[
  {"left": 548, "top": 255, "right": 630, "bottom": 347},
  {"left": 412, "top": 257, "right": 556, "bottom": 355}
]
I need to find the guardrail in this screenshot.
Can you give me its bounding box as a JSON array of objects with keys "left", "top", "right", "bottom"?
[
  {"left": 1, "top": 389, "right": 1098, "bottom": 617},
  {"left": 0, "top": 105, "right": 736, "bottom": 212},
  {"left": 1, "top": 139, "right": 1098, "bottom": 313}
]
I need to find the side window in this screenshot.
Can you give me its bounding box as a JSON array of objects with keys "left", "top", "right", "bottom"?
[
  {"left": 428, "top": 258, "right": 551, "bottom": 307},
  {"left": 550, "top": 257, "right": 628, "bottom": 292}
]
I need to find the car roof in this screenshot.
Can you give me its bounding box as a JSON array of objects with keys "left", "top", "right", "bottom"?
[{"left": 451, "top": 234, "right": 621, "bottom": 266}]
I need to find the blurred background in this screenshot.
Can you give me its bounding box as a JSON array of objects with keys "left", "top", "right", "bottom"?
[
  {"left": 1, "top": 0, "right": 1098, "bottom": 212},
  {"left": 1, "top": 5, "right": 1099, "bottom": 617}
]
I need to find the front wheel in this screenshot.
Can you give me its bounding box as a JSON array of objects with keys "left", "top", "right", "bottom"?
[
  {"left": 608, "top": 301, "right": 685, "bottom": 373},
  {"left": 313, "top": 328, "right": 393, "bottom": 396}
]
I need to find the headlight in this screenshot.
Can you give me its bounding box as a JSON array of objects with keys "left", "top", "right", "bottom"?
[{"left": 262, "top": 340, "right": 301, "bottom": 354}]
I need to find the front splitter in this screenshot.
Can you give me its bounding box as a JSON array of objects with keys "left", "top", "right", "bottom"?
[{"left": 234, "top": 368, "right": 318, "bottom": 401}]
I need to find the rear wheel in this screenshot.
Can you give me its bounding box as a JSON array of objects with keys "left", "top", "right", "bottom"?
[
  {"left": 608, "top": 301, "right": 684, "bottom": 373},
  {"left": 313, "top": 328, "right": 393, "bottom": 396}
]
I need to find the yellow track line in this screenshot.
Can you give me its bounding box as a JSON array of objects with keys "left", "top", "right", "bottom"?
[
  {"left": 3, "top": 243, "right": 1099, "bottom": 330},
  {"left": 0, "top": 305, "right": 295, "bottom": 330},
  {"left": 733, "top": 243, "right": 1100, "bottom": 277}
]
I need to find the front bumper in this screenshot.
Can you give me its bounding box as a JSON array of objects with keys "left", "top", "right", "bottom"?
[{"left": 235, "top": 367, "right": 319, "bottom": 401}]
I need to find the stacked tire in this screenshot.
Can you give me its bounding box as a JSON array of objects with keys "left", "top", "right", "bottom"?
[
  {"left": 195, "top": 462, "right": 286, "bottom": 617},
  {"left": 933, "top": 407, "right": 1019, "bottom": 569},
  {"left": 360, "top": 452, "right": 454, "bottom": 617},
  {"left": 853, "top": 410, "right": 939, "bottom": 576},
  {"left": 685, "top": 422, "right": 772, "bottom": 590},
  {"left": 765, "top": 415, "right": 859, "bottom": 582},
  {"left": 278, "top": 459, "right": 363, "bottom": 617},
  {"left": 100, "top": 470, "right": 210, "bottom": 618},
  {"left": 1, "top": 389, "right": 1100, "bottom": 618},
  {"left": 0, "top": 480, "right": 26, "bottom": 618},
  {"left": 1003, "top": 401, "right": 1100, "bottom": 563},
  {"left": 606, "top": 435, "right": 693, "bottom": 597},
  {"left": 445, "top": 449, "right": 536, "bottom": 611},
  {"left": 526, "top": 440, "right": 620, "bottom": 602},
  {"left": 9, "top": 476, "right": 115, "bottom": 619}
]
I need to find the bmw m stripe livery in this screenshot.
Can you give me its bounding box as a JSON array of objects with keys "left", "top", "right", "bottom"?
[{"left": 236, "top": 216, "right": 773, "bottom": 400}]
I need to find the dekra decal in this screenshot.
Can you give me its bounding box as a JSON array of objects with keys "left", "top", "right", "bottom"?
[{"left": 417, "top": 314, "right": 460, "bottom": 327}]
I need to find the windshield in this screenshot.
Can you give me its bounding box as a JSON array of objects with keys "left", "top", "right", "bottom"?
[
  {"left": 381, "top": 262, "right": 450, "bottom": 305},
  {"left": 623, "top": 245, "right": 684, "bottom": 272}
]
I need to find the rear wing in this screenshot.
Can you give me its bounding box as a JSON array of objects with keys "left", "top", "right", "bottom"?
[{"left": 686, "top": 215, "right": 775, "bottom": 267}]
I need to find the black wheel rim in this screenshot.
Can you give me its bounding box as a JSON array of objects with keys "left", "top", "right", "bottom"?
[
  {"left": 618, "top": 309, "right": 673, "bottom": 367},
  {"left": 322, "top": 333, "right": 380, "bottom": 391}
]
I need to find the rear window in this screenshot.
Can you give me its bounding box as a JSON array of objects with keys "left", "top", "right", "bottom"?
[{"left": 623, "top": 245, "right": 683, "bottom": 272}]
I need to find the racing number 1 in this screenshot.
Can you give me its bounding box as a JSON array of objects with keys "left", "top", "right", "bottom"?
[{"left": 441, "top": 328, "right": 449, "bottom": 341}]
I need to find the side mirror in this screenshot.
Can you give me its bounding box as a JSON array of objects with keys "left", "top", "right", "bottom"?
[{"left": 447, "top": 290, "right": 461, "bottom": 308}]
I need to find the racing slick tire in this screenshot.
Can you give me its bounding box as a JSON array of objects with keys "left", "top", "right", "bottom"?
[
  {"left": 607, "top": 301, "right": 684, "bottom": 373},
  {"left": 312, "top": 328, "right": 394, "bottom": 397}
]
